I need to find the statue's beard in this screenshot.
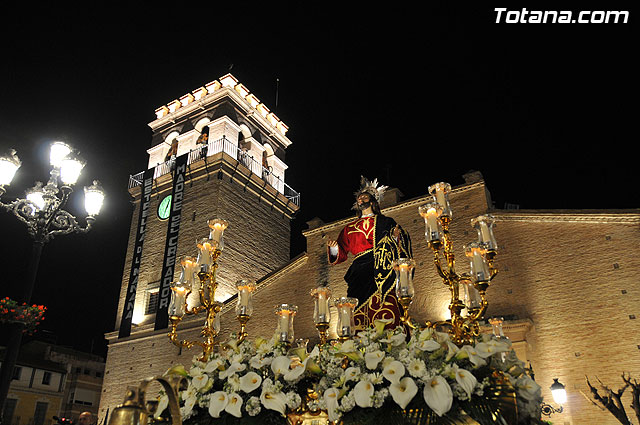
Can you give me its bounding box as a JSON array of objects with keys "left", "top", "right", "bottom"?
[{"left": 357, "top": 201, "right": 372, "bottom": 211}]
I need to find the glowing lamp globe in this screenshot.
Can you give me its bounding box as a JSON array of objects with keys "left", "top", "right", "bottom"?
[
  {"left": 84, "top": 180, "right": 105, "bottom": 216},
  {"left": 550, "top": 379, "right": 567, "bottom": 405},
  {"left": 49, "top": 141, "right": 72, "bottom": 168},
  {"left": 60, "top": 153, "right": 85, "bottom": 185},
  {"left": 0, "top": 150, "right": 21, "bottom": 186}
]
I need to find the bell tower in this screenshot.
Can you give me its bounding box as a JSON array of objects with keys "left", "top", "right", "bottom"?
[
  {"left": 99, "top": 76, "right": 300, "bottom": 414},
  {"left": 116, "top": 74, "right": 299, "bottom": 336}
]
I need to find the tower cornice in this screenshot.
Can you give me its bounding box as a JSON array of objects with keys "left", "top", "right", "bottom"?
[{"left": 148, "top": 74, "right": 292, "bottom": 148}]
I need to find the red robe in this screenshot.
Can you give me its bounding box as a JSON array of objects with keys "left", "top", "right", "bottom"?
[{"left": 328, "top": 215, "right": 407, "bottom": 331}]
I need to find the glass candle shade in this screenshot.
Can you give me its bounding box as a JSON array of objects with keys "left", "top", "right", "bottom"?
[
  {"left": 461, "top": 280, "right": 482, "bottom": 310},
  {"left": 310, "top": 285, "right": 332, "bottom": 325},
  {"left": 179, "top": 256, "right": 198, "bottom": 289},
  {"left": 207, "top": 218, "right": 229, "bottom": 251},
  {"left": 0, "top": 150, "right": 21, "bottom": 186},
  {"left": 213, "top": 301, "right": 223, "bottom": 334},
  {"left": 334, "top": 297, "right": 358, "bottom": 339},
  {"left": 489, "top": 317, "right": 505, "bottom": 337},
  {"left": 235, "top": 279, "right": 256, "bottom": 317},
  {"left": 393, "top": 258, "right": 416, "bottom": 299},
  {"left": 419, "top": 202, "right": 443, "bottom": 244},
  {"left": 274, "top": 304, "right": 298, "bottom": 344},
  {"left": 169, "top": 282, "right": 190, "bottom": 319},
  {"left": 471, "top": 215, "right": 497, "bottom": 252},
  {"left": 196, "top": 237, "right": 216, "bottom": 273},
  {"left": 428, "top": 182, "right": 452, "bottom": 217},
  {"left": 465, "top": 242, "right": 490, "bottom": 283}
]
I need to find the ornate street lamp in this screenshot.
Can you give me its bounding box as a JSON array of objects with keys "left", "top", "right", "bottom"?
[
  {"left": 541, "top": 378, "right": 567, "bottom": 416},
  {"left": 0, "top": 142, "right": 104, "bottom": 415}
]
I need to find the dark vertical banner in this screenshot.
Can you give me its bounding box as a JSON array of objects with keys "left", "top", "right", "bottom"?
[
  {"left": 119, "top": 168, "right": 154, "bottom": 338},
  {"left": 155, "top": 154, "right": 188, "bottom": 330}
]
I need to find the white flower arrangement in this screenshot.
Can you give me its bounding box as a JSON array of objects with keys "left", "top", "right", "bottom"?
[{"left": 157, "top": 320, "right": 545, "bottom": 425}]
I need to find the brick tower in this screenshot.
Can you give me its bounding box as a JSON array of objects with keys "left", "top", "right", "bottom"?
[{"left": 99, "top": 74, "right": 299, "bottom": 416}]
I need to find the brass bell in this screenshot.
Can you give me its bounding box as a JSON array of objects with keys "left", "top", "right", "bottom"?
[
  {"left": 107, "top": 374, "right": 186, "bottom": 425},
  {"left": 108, "top": 387, "right": 149, "bottom": 425}
]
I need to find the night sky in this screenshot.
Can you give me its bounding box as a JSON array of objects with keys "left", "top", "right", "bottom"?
[{"left": 0, "top": 4, "right": 635, "bottom": 357}]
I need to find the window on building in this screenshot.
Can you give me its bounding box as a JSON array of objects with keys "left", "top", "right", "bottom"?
[
  {"left": 95, "top": 371, "right": 103, "bottom": 378},
  {"left": 2, "top": 398, "right": 17, "bottom": 424},
  {"left": 73, "top": 388, "right": 96, "bottom": 406},
  {"left": 33, "top": 402, "right": 48, "bottom": 425},
  {"left": 146, "top": 287, "right": 160, "bottom": 315},
  {"left": 42, "top": 371, "right": 52, "bottom": 385},
  {"left": 83, "top": 368, "right": 91, "bottom": 375},
  {"left": 11, "top": 367, "right": 21, "bottom": 380}
]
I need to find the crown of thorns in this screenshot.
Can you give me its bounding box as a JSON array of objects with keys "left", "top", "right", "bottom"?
[{"left": 352, "top": 176, "right": 388, "bottom": 209}]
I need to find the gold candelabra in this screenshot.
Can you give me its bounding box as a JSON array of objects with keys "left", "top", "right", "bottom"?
[
  {"left": 167, "top": 219, "right": 256, "bottom": 361},
  {"left": 417, "top": 182, "right": 499, "bottom": 346}
]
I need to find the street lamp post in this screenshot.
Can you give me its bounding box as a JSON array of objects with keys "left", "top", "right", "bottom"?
[{"left": 0, "top": 142, "right": 105, "bottom": 417}]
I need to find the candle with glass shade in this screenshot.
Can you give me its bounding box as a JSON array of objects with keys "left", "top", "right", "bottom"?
[
  {"left": 393, "top": 258, "right": 416, "bottom": 329},
  {"left": 334, "top": 297, "right": 358, "bottom": 341},
  {"left": 310, "top": 285, "right": 332, "bottom": 345},
  {"left": 274, "top": 304, "right": 298, "bottom": 345},
  {"left": 235, "top": 280, "right": 256, "bottom": 343}
]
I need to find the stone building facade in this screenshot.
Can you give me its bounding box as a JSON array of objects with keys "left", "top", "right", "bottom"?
[{"left": 98, "top": 75, "right": 640, "bottom": 425}]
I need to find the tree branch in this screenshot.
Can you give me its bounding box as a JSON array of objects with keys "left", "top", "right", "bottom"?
[
  {"left": 621, "top": 373, "right": 640, "bottom": 424},
  {"left": 586, "top": 376, "right": 631, "bottom": 425}
]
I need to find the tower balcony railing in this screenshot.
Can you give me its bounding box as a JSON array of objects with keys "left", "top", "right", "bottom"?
[{"left": 128, "top": 137, "right": 300, "bottom": 206}]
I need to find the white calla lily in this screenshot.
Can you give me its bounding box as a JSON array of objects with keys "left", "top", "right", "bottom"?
[
  {"left": 381, "top": 332, "right": 407, "bottom": 346},
  {"left": 344, "top": 366, "right": 361, "bottom": 381},
  {"left": 364, "top": 350, "right": 385, "bottom": 369},
  {"left": 354, "top": 380, "right": 375, "bottom": 408},
  {"left": 323, "top": 387, "right": 341, "bottom": 422},
  {"left": 203, "top": 358, "right": 223, "bottom": 373},
  {"left": 475, "top": 340, "right": 510, "bottom": 358},
  {"left": 423, "top": 375, "right": 453, "bottom": 417},
  {"left": 445, "top": 341, "right": 460, "bottom": 362},
  {"left": 239, "top": 371, "right": 262, "bottom": 393},
  {"left": 340, "top": 340, "right": 357, "bottom": 353},
  {"left": 181, "top": 395, "right": 196, "bottom": 418},
  {"left": 249, "top": 354, "right": 272, "bottom": 369},
  {"left": 285, "top": 357, "right": 309, "bottom": 381},
  {"left": 389, "top": 376, "right": 418, "bottom": 409},
  {"left": 225, "top": 392, "right": 243, "bottom": 418},
  {"left": 452, "top": 364, "right": 477, "bottom": 398},
  {"left": 260, "top": 389, "right": 287, "bottom": 415},
  {"left": 191, "top": 373, "right": 210, "bottom": 391},
  {"left": 418, "top": 339, "right": 441, "bottom": 351},
  {"left": 154, "top": 394, "right": 169, "bottom": 419},
  {"left": 382, "top": 360, "right": 405, "bottom": 384},
  {"left": 271, "top": 355, "right": 292, "bottom": 377},
  {"left": 220, "top": 361, "right": 246, "bottom": 379},
  {"left": 208, "top": 391, "right": 228, "bottom": 418},
  {"left": 457, "top": 345, "right": 487, "bottom": 367}
]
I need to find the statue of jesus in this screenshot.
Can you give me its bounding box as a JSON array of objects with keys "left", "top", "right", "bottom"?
[{"left": 327, "top": 177, "right": 412, "bottom": 330}]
